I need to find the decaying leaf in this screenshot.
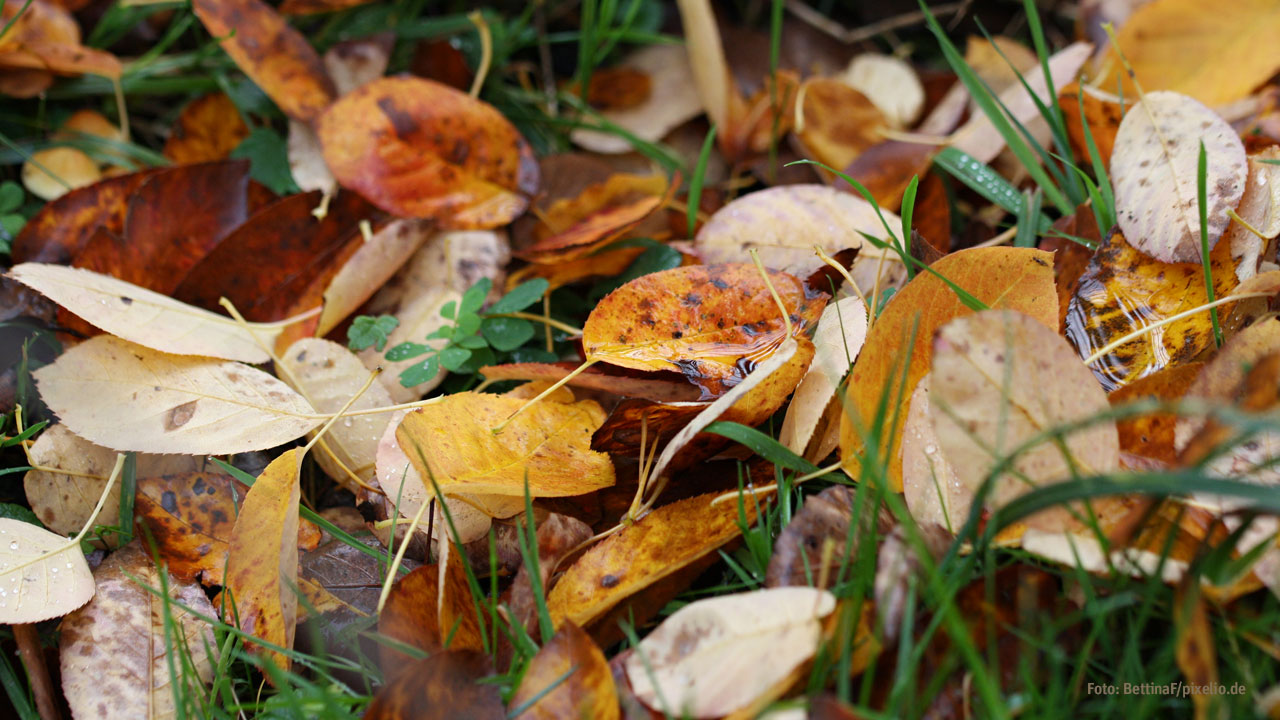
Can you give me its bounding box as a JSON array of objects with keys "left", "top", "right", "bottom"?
[
  {"left": 481, "top": 363, "right": 702, "bottom": 404},
  {"left": 509, "top": 621, "right": 619, "bottom": 720},
  {"left": 625, "top": 587, "right": 835, "bottom": 718},
  {"left": 793, "top": 78, "right": 887, "bottom": 174},
  {"left": 1111, "top": 91, "right": 1247, "bottom": 264},
  {"left": 517, "top": 172, "right": 671, "bottom": 264},
  {"left": 1225, "top": 147, "right": 1280, "bottom": 281},
  {"left": 59, "top": 542, "right": 218, "bottom": 720},
  {"left": 377, "top": 545, "right": 482, "bottom": 673},
  {"left": 162, "top": 93, "right": 251, "bottom": 165},
  {"left": 1109, "top": 363, "right": 1203, "bottom": 465},
  {"left": 10, "top": 168, "right": 159, "bottom": 264},
  {"left": 841, "top": 247, "right": 1057, "bottom": 492},
  {"left": 364, "top": 651, "right": 503, "bottom": 720},
  {"left": 779, "top": 296, "right": 867, "bottom": 456},
  {"left": 842, "top": 54, "right": 924, "bottom": 129},
  {"left": 192, "top": 0, "right": 336, "bottom": 122},
  {"left": 34, "top": 336, "right": 320, "bottom": 455},
  {"left": 24, "top": 424, "right": 201, "bottom": 543},
  {"left": 10, "top": 263, "right": 286, "bottom": 363},
  {"left": 765, "top": 485, "right": 892, "bottom": 588},
  {"left": 317, "top": 77, "right": 538, "bottom": 228},
  {"left": 506, "top": 513, "right": 593, "bottom": 641},
  {"left": 571, "top": 44, "right": 703, "bottom": 154},
  {"left": 224, "top": 449, "right": 302, "bottom": 673},
  {"left": 0, "top": 517, "right": 95, "bottom": 623},
  {"left": 874, "top": 523, "right": 951, "bottom": 641},
  {"left": 930, "top": 309, "right": 1119, "bottom": 531}
]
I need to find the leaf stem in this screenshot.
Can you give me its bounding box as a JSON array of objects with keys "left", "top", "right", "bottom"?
[{"left": 484, "top": 311, "right": 582, "bottom": 336}]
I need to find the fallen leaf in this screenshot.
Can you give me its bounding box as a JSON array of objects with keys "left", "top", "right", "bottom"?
[
  {"left": 931, "top": 309, "right": 1119, "bottom": 531},
  {"left": 323, "top": 34, "right": 391, "bottom": 94},
  {"left": 793, "top": 78, "right": 888, "bottom": 174},
  {"left": 396, "top": 391, "right": 616, "bottom": 497},
  {"left": 1100, "top": 0, "right": 1280, "bottom": 106},
  {"left": 509, "top": 621, "right": 619, "bottom": 720},
  {"left": 517, "top": 172, "right": 672, "bottom": 264},
  {"left": 317, "top": 76, "right": 538, "bottom": 228},
  {"left": 22, "top": 147, "right": 100, "bottom": 201},
  {"left": 24, "top": 424, "right": 201, "bottom": 543},
  {"left": 674, "top": 0, "right": 732, "bottom": 133},
  {"left": 163, "top": 93, "right": 251, "bottom": 165},
  {"left": 964, "top": 35, "right": 1039, "bottom": 98},
  {"left": 874, "top": 523, "right": 951, "bottom": 642},
  {"left": 779, "top": 296, "right": 867, "bottom": 456},
  {"left": 378, "top": 546, "right": 482, "bottom": 673},
  {"left": 480, "top": 363, "right": 702, "bottom": 404},
  {"left": 10, "top": 168, "right": 159, "bottom": 264},
  {"left": 694, "top": 185, "right": 903, "bottom": 292},
  {"left": 625, "top": 587, "right": 835, "bottom": 718},
  {"left": 1108, "top": 363, "right": 1203, "bottom": 465},
  {"left": 1225, "top": 147, "right": 1280, "bottom": 281},
  {"left": 0, "top": 517, "right": 94, "bottom": 623},
  {"left": 317, "top": 219, "right": 432, "bottom": 335},
  {"left": 1044, "top": 204, "right": 1102, "bottom": 330},
  {"left": 59, "top": 541, "right": 217, "bottom": 720},
  {"left": 571, "top": 44, "right": 703, "bottom": 154},
  {"left": 10, "top": 263, "right": 287, "bottom": 363},
  {"left": 841, "top": 247, "right": 1057, "bottom": 491},
  {"left": 364, "top": 650, "right": 503, "bottom": 720},
  {"left": 842, "top": 53, "right": 924, "bottom": 129},
  {"left": 901, "top": 374, "right": 967, "bottom": 533},
  {"left": 1111, "top": 91, "right": 1247, "bottom": 264},
  {"left": 224, "top": 449, "right": 302, "bottom": 673},
  {"left": 34, "top": 335, "right": 320, "bottom": 455},
  {"left": 504, "top": 244, "right": 649, "bottom": 292},
  {"left": 548, "top": 492, "right": 760, "bottom": 629},
  {"left": 1064, "top": 230, "right": 1237, "bottom": 391},
  {"left": 765, "top": 484, "right": 892, "bottom": 588},
  {"left": 1175, "top": 577, "right": 1219, "bottom": 720},
  {"left": 506, "top": 513, "right": 593, "bottom": 642},
  {"left": 192, "top": 0, "right": 336, "bottom": 122},
  {"left": 1058, "top": 83, "right": 1123, "bottom": 172},
  {"left": 581, "top": 263, "right": 826, "bottom": 392},
  {"left": 0, "top": 0, "right": 121, "bottom": 84},
  {"left": 838, "top": 140, "right": 936, "bottom": 212}
]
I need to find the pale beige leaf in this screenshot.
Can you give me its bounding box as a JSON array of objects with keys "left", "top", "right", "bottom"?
[
  {"left": 674, "top": 0, "right": 730, "bottom": 132},
  {"left": 23, "top": 147, "right": 100, "bottom": 201},
  {"left": 842, "top": 54, "right": 924, "bottom": 129},
  {"left": 1226, "top": 147, "right": 1280, "bottom": 281},
  {"left": 1020, "top": 529, "right": 1187, "bottom": 584},
  {"left": 317, "top": 220, "right": 433, "bottom": 335},
  {"left": 279, "top": 338, "right": 394, "bottom": 485},
  {"left": 625, "top": 587, "right": 835, "bottom": 718},
  {"left": 35, "top": 336, "right": 320, "bottom": 455},
  {"left": 1111, "top": 90, "right": 1247, "bottom": 263},
  {"left": 900, "top": 374, "right": 967, "bottom": 533},
  {"left": 930, "top": 309, "right": 1118, "bottom": 531},
  {"left": 287, "top": 120, "right": 335, "bottom": 196},
  {"left": 0, "top": 518, "right": 94, "bottom": 623},
  {"left": 359, "top": 230, "right": 509, "bottom": 401},
  {"left": 9, "top": 263, "right": 283, "bottom": 363},
  {"left": 950, "top": 42, "right": 1092, "bottom": 164},
  {"left": 60, "top": 542, "right": 217, "bottom": 720},
  {"left": 24, "top": 424, "right": 201, "bottom": 544},
  {"left": 323, "top": 36, "right": 389, "bottom": 95},
  {"left": 780, "top": 297, "right": 867, "bottom": 455},
  {"left": 571, "top": 44, "right": 703, "bottom": 154},
  {"left": 695, "top": 184, "right": 903, "bottom": 291}
]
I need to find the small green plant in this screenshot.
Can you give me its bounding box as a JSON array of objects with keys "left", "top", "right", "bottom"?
[
  {"left": 0, "top": 180, "right": 27, "bottom": 254},
  {"left": 346, "top": 314, "right": 399, "bottom": 352}
]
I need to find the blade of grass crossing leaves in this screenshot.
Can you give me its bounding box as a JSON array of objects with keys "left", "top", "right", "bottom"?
[
  {"left": 688, "top": 124, "right": 717, "bottom": 238},
  {"left": 1015, "top": 189, "right": 1042, "bottom": 248},
  {"left": 933, "top": 147, "right": 1052, "bottom": 231},
  {"left": 0, "top": 646, "right": 39, "bottom": 720},
  {"left": 520, "top": 475, "right": 555, "bottom": 645},
  {"left": 1198, "top": 141, "right": 1223, "bottom": 347},
  {"left": 901, "top": 175, "right": 918, "bottom": 248}
]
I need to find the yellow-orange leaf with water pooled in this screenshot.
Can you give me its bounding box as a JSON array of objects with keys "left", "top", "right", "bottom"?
[{"left": 840, "top": 247, "right": 1057, "bottom": 492}]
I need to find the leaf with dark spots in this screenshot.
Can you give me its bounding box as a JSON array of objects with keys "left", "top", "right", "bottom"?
[
  {"left": 515, "top": 173, "right": 674, "bottom": 264},
  {"left": 364, "top": 651, "right": 503, "bottom": 720},
  {"left": 506, "top": 513, "right": 593, "bottom": 644},
  {"left": 171, "top": 190, "right": 373, "bottom": 321},
  {"left": 163, "top": 92, "right": 252, "bottom": 165},
  {"left": 11, "top": 169, "right": 160, "bottom": 265},
  {"left": 317, "top": 77, "right": 539, "bottom": 229}
]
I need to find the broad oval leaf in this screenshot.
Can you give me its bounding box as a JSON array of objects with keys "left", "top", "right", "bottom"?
[
  {"left": 378, "top": 544, "right": 482, "bottom": 673},
  {"left": 779, "top": 296, "right": 867, "bottom": 456},
  {"left": 1225, "top": 148, "right": 1280, "bottom": 282},
  {"left": 1111, "top": 90, "right": 1246, "bottom": 263},
  {"left": 34, "top": 335, "right": 320, "bottom": 455},
  {"left": 364, "top": 650, "right": 503, "bottom": 720},
  {"left": 10, "top": 263, "right": 285, "bottom": 363},
  {"left": 793, "top": 78, "right": 887, "bottom": 173},
  {"left": 317, "top": 77, "right": 538, "bottom": 228},
  {"left": 509, "top": 621, "right": 618, "bottom": 720},
  {"left": 0, "top": 518, "right": 94, "bottom": 623},
  {"left": 931, "top": 310, "right": 1119, "bottom": 531},
  {"left": 842, "top": 54, "right": 924, "bottom": 129},
  {"left": 10, "top": 169, "right": 158, "bottom": 264},
  {"left": 625, "top": 587, "right": 835, "bottom": 718},
  {"left": 59, "top": 542, "right": 217, "bottom": 720},
  {"left": 316, "top": 219, "right": 433, "bottom": 336},
  {"left": 841, "top": 247, "right": 1057, "bottom": 492}
]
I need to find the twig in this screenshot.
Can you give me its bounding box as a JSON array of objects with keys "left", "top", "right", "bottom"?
[
  {"left": 785, "top": 0, "right": 965, "bottom": 45},
  {"left": 13, "top": 624, "right": 59, "bottom": 720}
]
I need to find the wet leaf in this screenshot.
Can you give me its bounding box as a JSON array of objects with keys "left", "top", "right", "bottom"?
[
  {"left": 10, "top": 263, "right": 287, "bottom": 363},
  {"left": 901, "top": 374, "right": 967, "bottom": 533},
  {"left": 317, "top": 77, "right": 538, "bottom": 228},
  {"left": 163, "top": 93, "right": 251, "bottom": 165},
  {"left": 34, "top": 336, "right": 320, "bottom": 455},
  {"left": 779, "top": 297, "right": 867, "bottom": 456},
  {"left": 395, "top": 391, "right": 615, "bottom": 497},
  {"left": 571, "top": 44, "right": 702, "bottom": 154},
  {"left": 10, "top": 168, "right": 159, "bottom": 264},
  {"left": 548, "top": 492, "right": 759, "bottom": 630},
  {"left": 59, "top": 542, "right": 217, "bottom": 720},
  {"left": 931, "top": 309, "right": 1119, "bottom": 532},
  {"left": 625, "top": 587, "right": 834, "bottom": 718},
  {"left": 378, "top": 543, "right": 482, "bottom": 673},
  {"left": 841, "top": 247, "right": 1057, "bottom": 492},
  {"left": 1111, "top": 91, "right": 1246, "bottom": 264},
  {"left": 364, "top": 650, "right": 503, "bottom": 720},
  {"left": 1065, "top": 230, "right": 1237, "bottom": 391},
  {"left": 1109, "top": 363, "right": 1203, "bottom": 465},
  {"left": 224, "top": 449, "right": 302, "bottom": 673},
  {"left": 0, "top": 517, "right": 94, "bottom": 623},
  {"left": 839, "top": 140, "right": 936, "bottom": 212},
  {"left": 510, "top": 621, "right": 619, "bottom": 720},
  {"left": 192, "top": 0, "right": 335, "bottom": 122}
]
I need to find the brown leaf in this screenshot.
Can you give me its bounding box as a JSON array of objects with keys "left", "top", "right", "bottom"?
[
  {"left": 506, "top": 513, "right": 593, "bottom": 642},
  {"left": 163, "top": 93, "right": 251, "bottom": 165},
  {"left": 874, "top": 523, "right": 951, "bottom": 642},
  {"left": 59, "top": 542, "right": 218, "bottom": 719},
  {"left": 317, "top": 76, "right": 538, "bottom": 228},
  {"left": 570, "top": 44, "right": 703, "bottom": 154},
  {"left": 509, "top": 621, "right": 619, "bottom": 720},
  {"left": 481, "top": 363, "right": 702, "bottom": 404},
  {"left": 192, "top": 0, "right": 336, "bottom": 122},
  {"left": 793, "top": 77, "right": 887, "bottom": 174},
  {"left": 10, "top": 168, "right": 159, "bottom": 264},
  {"left": 765, "top": 485, "right": 893, "bottom": 588},
  {"left": 1043, "top": 205, "right": 1101, "bottom": 331},
  {"left": 517, "top": 173, "right": 673, "bottom": 264},
  {"left": 1058, "top": 83, "right": 1122, "bottom": 172},
  {"left": 840, "top": 140, "right": 936, "bottom": 212},
  {"left": 377, "top": 543, "right": 482, "bottom": 675},
  {"left": 1175, "top": 580, "right": 1219, "bottom": 720},
  {"left": 1109, "top": 363, "right": 1203, "bottom": 465},
  {"left": 364, "top": 650, "right": 503, "bottom": 720}
]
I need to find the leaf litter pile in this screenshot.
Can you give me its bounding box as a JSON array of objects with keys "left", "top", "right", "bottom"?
[{"left": 8, "top": 0, "right": 1280, "bottom": 717}]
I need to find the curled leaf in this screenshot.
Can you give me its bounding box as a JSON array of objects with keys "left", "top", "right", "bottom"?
[{"left": 779, "top": 296, "right": 867, "bottom": 456}]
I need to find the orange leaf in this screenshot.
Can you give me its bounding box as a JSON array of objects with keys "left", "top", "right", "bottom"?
[
  {"left": 1108, "top": 363, "right": 1203, "bottom": 465},
  {"left": 163, "top": 93, "right": 251, "bottom": 165},
  {"left": 317, "top": 76, "right": 539, "bottom": 228},
  {"left": 224, "top": 449, "right": 302, "bottom": 674},
  {"left": 793, "top": 77, "right": 887, "bottom": 174},
  {"left": 192, "top": 0, "right": 335, "bottom": 122},
  {"left": 548, "top": 492, "right": 759, "bottom": 630},
  {"left": 517, "top": 173, "right": 673, "bottom": 264},
  {"left": 582, "top": 263, "right": 826, "bottom": 393},
  {"left": 364, "top": 651, "right": 503, "bottom": 720},
  {"left": 509, "top": 621, "right": 619, "bottom": 720},
  {"left": 11, "top": 168, "right": 160, "bottom": 264},
  {"left": 1058, "top": 83, "right": 1122, "bottom": 172},
  {"left": 377, "top": 543, "right": 482, "bottom": 675},
  {"left": 840, "top": 247, "right": 1057, "bottom": 492}
]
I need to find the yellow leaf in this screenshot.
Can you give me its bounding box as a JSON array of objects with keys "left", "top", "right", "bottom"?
[{"left": 0, "top": 518, "right": 95, "bottom": 623}]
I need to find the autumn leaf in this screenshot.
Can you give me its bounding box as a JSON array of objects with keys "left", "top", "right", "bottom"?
[
  {"left": 364, "top": 651, "right": 504, "bottom": 720},
  {"left": 1109, "top": 363, "right": 1203, "bottom": 465},
  {"left": 395, "top": 391, "right": 615, "bottom": 497},
  {"left": 766, "top": 485, "right": 892, "bottom": 588},
  {"left": 316, "top": 219, "right": 433, "bottom": 336},
  {"left": 1224, "top": 147, "right": 1280, "bottom": 282},
  {"left": 841, "top": 247, "right": 1057, "bottom": 492},
  {"left": 34, "top": 335, "right": 320, "bottom": 455},
  {"left": 10, "top": 168, "right": 159, "bottom": 264},
  {"left": 317, "top": 77, "right": 539, "bottom": 228},
  {"left": 0, "top": 518, "right": 95, "bottom": 623},
  {"left": 792, "top": 78, "right": 887, "bottom": 173},
  {"left": 378, "top": 544, "right": 482, "bottom": 674},
  {"left": 516, "top": 172, "right": 673, "bottom": 264},
  {"left": 481, "top": 362, "right": 702, "bottom": 404},
  {"left": 901, "top": 374, "right": 967, "bottom": 532},
  {"left": 509, "top": 621, "right": 619, "bottom": 720},
  {"left": 779, "top": 296, "right": 868, "bottom": 457},
  {"left": 163, "top": 93, "right": 251, "bottom": 165},
  {"left": 59, "top": 541, "right": 218, "bottom": 719},
  {"left": 571, "top": 44, "right": 703, "bottom": 154}
]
